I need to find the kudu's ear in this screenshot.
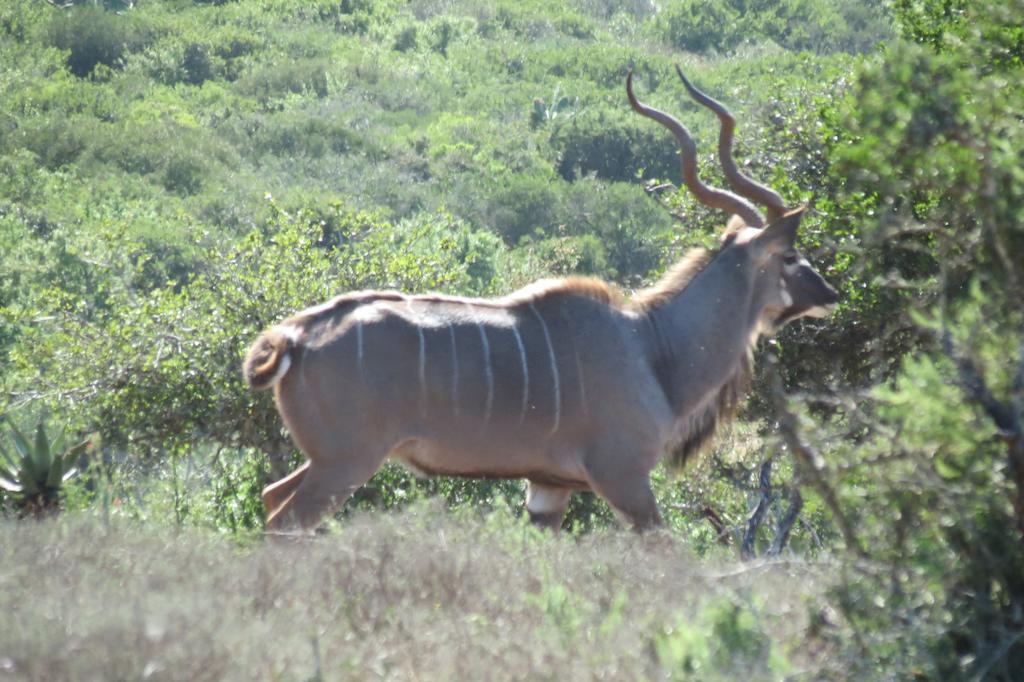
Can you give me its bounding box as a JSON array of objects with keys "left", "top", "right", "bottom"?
[{"left": 756, "top": 205, "right": 805, "bottom": 251}]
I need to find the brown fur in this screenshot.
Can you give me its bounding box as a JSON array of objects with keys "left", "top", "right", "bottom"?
[
  {"left": 506, "top": 276, "right": 624, "bottom": 308},
  {"left": 628, "top": 243, "right": 753, "bottom": 469},
  {"left": 630, "top": 249, "right": 714, "bottom": 311}
]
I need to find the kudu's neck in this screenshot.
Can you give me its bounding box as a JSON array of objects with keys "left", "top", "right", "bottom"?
[{"left": 641, "top": 248, "right": 764, "bottom": 415}]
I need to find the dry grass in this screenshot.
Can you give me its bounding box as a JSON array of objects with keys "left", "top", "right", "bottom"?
[{"left": 0, "top": 505, "right": 838, "bottom": 681}]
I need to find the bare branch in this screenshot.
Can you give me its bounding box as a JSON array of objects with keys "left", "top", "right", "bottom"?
[
  {"left": 741, "top": 456, "right": 773, "bottom": 560},
  {"left": 767, "top": 486, "right": 803, "bottom": 557},
  {"left": 940, "top": 328, "right": 1024, "bottom": 539},
  {"left": 667, "top": 502, "right": 733, "bottom": 546},
  {"left": 769, "top": 359, "right": 866, "bottom": 558}
]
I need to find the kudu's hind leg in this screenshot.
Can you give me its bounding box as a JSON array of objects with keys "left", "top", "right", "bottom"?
[
  {"left": 266, "top": 456, "right": 382, "bottom": 532},
  {"left": 526, "top": 482, "right": 571, "bottom": 531},
  {"left": 261, "top": 461, "right": 309, "bottom": 519}
]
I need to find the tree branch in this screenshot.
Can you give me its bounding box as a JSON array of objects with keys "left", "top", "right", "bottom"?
[
  {"left": 768, "top": 486, "right": 803, "bottom": 557},
  {"left": 769, "top": 358, "right": 866, "bottom": 558},
  {"left": 741, "top": 456, "right": 773, "bottom": 560},
  {"left": 940, "top": 328, "right": 1024, "bottom": 539}
]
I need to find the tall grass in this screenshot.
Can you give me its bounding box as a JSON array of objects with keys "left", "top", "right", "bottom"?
[{"left": 0, "top": 506, "right": 836, "bottom": 680}]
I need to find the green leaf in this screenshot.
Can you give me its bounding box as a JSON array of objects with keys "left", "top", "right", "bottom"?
[
  {"left": 0, "top": 443, "right": 21, "bottom": 476},
  {"left": 49, "top": 428, "right": 67, "bottom": 459},
  {"left": 45, "top": 457, "right": 64, "bottom": 489},
  {"left": 8, "top": 421, "right": 31, "bottom": 461},
  {"left": 35, "top": 422, "right": 52, "bottom": 479},
  {"left": 47, "top": 440, "right": 88, "bottom": 488},
  {"left": 0, "top": 474, "right": 23, "bottom": 493},
  {"left": 65, "top": 439, "right": 91, "bottom": 460}
]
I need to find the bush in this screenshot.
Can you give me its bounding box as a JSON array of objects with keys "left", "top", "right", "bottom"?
[
  {"left": 485, "top": 173, "right": 562, "bottom": 244},
  {"left": 653, "top": 0, "right": 742, "bottom": 54},
  {"left": 46, "top": 4, "right": 152, "bottom": 77},
  {"left": 551, "top": 107, "right": 680, "bottom": 182},
  {"left": 235, "top": 58, "right": 331, "bottom": 102},
  {"left": 793, "top": 2, "right": 1024, "bottom": 675}
]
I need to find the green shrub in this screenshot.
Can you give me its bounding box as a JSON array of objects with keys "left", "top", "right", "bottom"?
[
  {"left": 485, "top": 173, "right": 562, "bottom": 244},
  {"left": 235, "top": 58, "right": 331, "bottom": 102},
  {"left": 551, "top": 107, "right": 680, "bottom": 182},
  {"left": 46, "top": 4, "right": 153, "bottom": 78},
  {"left": 652, "top": 0, "right": 742, "bottom": 54},
  {"left": 243, "top": 110, "right": 365, "bottom": 159},
  {"left": 0, "top": 420, "right": 88, "bottom": 517}
]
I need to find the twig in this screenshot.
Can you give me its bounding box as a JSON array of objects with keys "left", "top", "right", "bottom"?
[
  {"left": 667, "top": 502, "right": 733, "bottom": 546},
  {"left": 767, "top": 486, "right": 803, "bottom": 557},
  {"left": 940, "top": 328, "right": 1024, "bottom": 539},
  {"left": 969, "top": 629, "right": 1024, "bottom": 682},
  {"left": 769, "top": 358, "right": 866, "bottom": 558},
  {"left": 741, "top": 456, "right": 773, "bottom": 560}
]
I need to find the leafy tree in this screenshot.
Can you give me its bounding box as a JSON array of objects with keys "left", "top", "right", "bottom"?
[{"left": 790, "top": 1, "right": 1024, "bottom": 676}]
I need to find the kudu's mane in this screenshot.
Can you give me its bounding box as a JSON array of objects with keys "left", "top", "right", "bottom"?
[
  {"left": 629, "top": 248, "right": 714, "bottom": 311},
  {"left": 523, "top": 244, "right": 754, "bottom": 471},
  {"left": 502, "top": 276, "right": 623, "bottom": 307}
]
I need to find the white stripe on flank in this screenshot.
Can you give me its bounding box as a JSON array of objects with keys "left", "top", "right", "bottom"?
[
  {"left": 530, "top": 304, "right": 561, "bottom": 435},
  {"left": 511, "top": 325, "right": 529, "bottom": 424},
  {"left": 355, "top": 320, "right": 364, "bottom": 377},
  {"left": 407, "top": 299, "right": 427, "bottom": 412},
  {"left": 573, "top": 343, "right": 587, "bottom": 419},
  {"left": 449, "top": 323, "right": 460, "bottom": 417},
  {"left": 476, "top": 321, "right": 494, "bottom": 427}
]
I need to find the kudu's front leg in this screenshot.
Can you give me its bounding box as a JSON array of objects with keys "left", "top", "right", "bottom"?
[{"left": 584, "top": 447, "right": 663, "bottom": 532}]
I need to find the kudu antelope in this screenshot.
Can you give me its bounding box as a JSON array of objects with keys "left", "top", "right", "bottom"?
[{"left": 244, "top": 67, "right": 839, "bottom": 533}]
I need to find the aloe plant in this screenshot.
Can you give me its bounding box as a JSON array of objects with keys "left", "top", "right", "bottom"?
[{"left": 0, "top": 420, "right": 88, "bottom": 514}]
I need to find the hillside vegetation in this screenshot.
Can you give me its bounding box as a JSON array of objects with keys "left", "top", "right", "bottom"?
[{"left": 1, "top": 0, "right": 1023, "bottom": 678}]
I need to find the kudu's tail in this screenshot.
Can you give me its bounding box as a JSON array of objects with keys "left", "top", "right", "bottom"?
[{"left": 243, "top": 327, "right": 298, "bottom": 390}]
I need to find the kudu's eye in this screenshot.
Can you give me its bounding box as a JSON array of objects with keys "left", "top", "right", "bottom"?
[{"left": 782, "top": 253, "right": 799, "bottom": 266}]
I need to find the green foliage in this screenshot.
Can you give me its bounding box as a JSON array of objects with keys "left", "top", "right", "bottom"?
[
  {"left": 892, "top": 0, "right": 1023, "bottom": 68},
  {"left": 823, "top": 293, "right": 1024, "bottom": 678},
  {"left": 0, "top": 420, "right": 88, "bottom": 515},
  {"left": 46, "top": 5, "right": 137, "bottom": 78},
  {"left": 653, "top": 0, "right": 741, "bottom": 54},
  {"left": 551, "top": 106, "right": 680, "bottom": 182},
  {"left": 653, "top": 598, "right": 789, "bottom": 679},
  {"left": 794, "top": 2, "right": 1024, "bottom": 675},
  {"left": 649, "top": 0, "right": 890, "bottom": 55}
]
